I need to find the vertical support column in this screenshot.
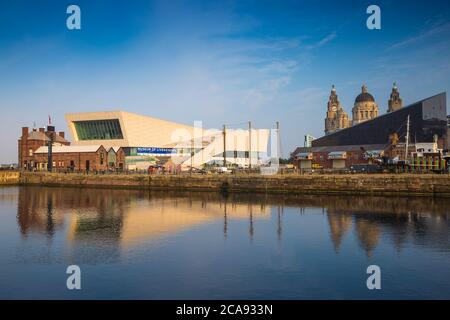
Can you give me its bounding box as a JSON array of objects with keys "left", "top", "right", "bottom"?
[
  {"left": 248, "top": 121, "right": 252, "bottom": 171},
  {"left": 190, "top": 137, "right": 194, "bottom": 175},
  {"left": 405, "top": 115, "right": 410, "bottom": 161},
  {"left": 47, "top": 125, "right": 55, "bottom": 172},
  {"left": 223, "top": 125, "right": 226, "bottom": 167}
]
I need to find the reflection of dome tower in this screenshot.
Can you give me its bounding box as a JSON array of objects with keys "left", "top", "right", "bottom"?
[
  {"left": 352, "top": 85, "right": 379, "bottom": 125},
  {"left": 387, "top": 82, "right": 402, "bottom": 113},
  {"left": 327, "top": 212, "right": 352, "bottom": 252},
  {"left": 355, "top": 219, "right": 380, "bottom": 257},
  {"left": 325, "top": 85, "right": 350, "bottom": 135}
]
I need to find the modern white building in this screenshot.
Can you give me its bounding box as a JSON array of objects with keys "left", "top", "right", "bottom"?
[
  {"left": 304, "top": 134, "right": 315, "bottom": 147},
  {"left": 65, "top": 111, "right": 273, "bottom": 170}
]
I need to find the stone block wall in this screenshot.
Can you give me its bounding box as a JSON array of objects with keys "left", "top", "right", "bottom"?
[
  {"left": 0, "top": 171, "right": 20, "bottom": 185},
  {"left": 17, "top": 172, "right": 450, "bottom": 197}
]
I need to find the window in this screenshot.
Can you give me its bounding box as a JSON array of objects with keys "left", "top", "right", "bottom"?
[
  {"left": 29, "top": 148, "right": 33, "bottom": 156},
  {"left": 100, "top": 152, "right": 104, "bottom": 165},
  {"left": 73, "top": 119, "right": 123, "bottom": 140},
  {"left": 213, "top": 151, "right": 257, "bottom": 159}
]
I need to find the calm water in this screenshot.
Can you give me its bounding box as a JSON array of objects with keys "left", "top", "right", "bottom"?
[{"left": 0, "top": 185, "right": 450, "bottom": 299}]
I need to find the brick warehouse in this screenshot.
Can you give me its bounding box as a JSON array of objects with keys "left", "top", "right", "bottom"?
[
  {"left": 19, "top": 126, "right": 125, "bottom": 172},
  {"left": 33, "top": 145, "right": 110, "bottom": 172},
  {"left": 292, "top": 144, "right": 386, "bottom": 170},
  {"left": 18, "top": 126, "right": 70, "bottom": 171}
]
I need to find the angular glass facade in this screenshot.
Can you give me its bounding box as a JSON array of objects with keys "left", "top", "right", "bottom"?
[{"left": 74, "top": 119, "right": 123, "bottom": 140}]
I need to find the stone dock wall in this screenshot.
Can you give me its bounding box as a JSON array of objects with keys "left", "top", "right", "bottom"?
[
  {"left": 15, "top": 172, "right": 450, "bottom": 197},
  {"left": 0, "top": 171, "right": 20, "bottom": 185}
]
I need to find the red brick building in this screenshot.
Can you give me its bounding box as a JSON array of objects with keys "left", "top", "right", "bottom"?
[
  {"left": 106, "top": 147, "right": 126, "bottom": 171},
  {"left": 18, "top": 127, "right": 70, "bottom": 171},
  {"left": 33, "top": 145, "right": 109, "bottom": 172},
  {"left": 292, "top": 144, "right": 386, "bottom": 170}
]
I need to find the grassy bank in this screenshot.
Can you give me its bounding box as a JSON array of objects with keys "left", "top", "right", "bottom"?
[{"left": 16, "top": 171, "right": 450, "bottom": 197}]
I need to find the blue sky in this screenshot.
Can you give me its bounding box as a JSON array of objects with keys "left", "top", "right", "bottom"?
[{"left": 1, "top": 0, "right": 450, "bottom": 162}]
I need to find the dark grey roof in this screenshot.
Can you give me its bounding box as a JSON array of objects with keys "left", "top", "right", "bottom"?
[
  {"left": 314, "top": 92, "right": 446, "bottom": 142},
  {"left": 292, "top": 144, "right": 387, "bottom": 156}
]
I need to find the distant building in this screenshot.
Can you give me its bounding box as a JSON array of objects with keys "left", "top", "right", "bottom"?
[
  {"left": 314, "top": 92, "right": 447, "bottom": 148},
  {"left": 324, "top": 85, "right": 350, "bottom": 135},
  {"left": 32, "top": 145, "right": 114, "bottom": 172},
  {"left": 18, "top": 126, "right": 69, "bottom": 171},
  {"left": 351, "top": 84, "right": 379, "bottom": 125},
  {"left": 65, "top": 111, "right": 271, "bottom": 170},
  {"left": 293, "top": 92, "right": 448, "bottom": 170},
  {"left": 292, "top": 144, "right": 385, "bottom": 170},
  {"left": 324, "top": 83, "right": 402, "bottom": 134},
  {"left": 447, "top": 115, "right": 450, "bottom": 150},
  {"left": 387, "top": 82, "right": 403, "bottom": 113},
  {"left": 304, "top": 134, "right": 315, "bottom": 147}
]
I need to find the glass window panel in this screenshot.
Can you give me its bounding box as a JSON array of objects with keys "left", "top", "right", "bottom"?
[{"left": 74, "top": 119, "right": 123, "bottom": 140}]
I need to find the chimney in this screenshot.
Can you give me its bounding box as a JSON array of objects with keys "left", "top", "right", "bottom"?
[
  {"left": 21, "top": 127, "right": 29, "bottom": 138},
  {"left": 39, "top": 128, "right": 45, "bottom": 133},
  {"left": 59, "top": 131, "right": 65, "bottom": 139}
]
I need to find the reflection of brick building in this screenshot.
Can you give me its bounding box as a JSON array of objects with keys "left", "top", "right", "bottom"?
[{"left": 18, "top": 127, "right": 70, "bottom": 170}]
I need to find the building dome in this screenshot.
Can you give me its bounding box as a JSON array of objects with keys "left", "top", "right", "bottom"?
[
  {"left": 355, "top": 92, "right": 375, "bottom": 103},
  {"left": 354, "top": 85, "right": 375, "bottom": 103},
  {"left": 351, "top": 84, "right": 379, "bottom": 126}
]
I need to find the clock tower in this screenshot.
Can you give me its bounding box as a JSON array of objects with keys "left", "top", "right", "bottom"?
[
  {"left": 387, "top": 82, "right": 402, "bottom": 113},
  {"left": 325, "top": 85, "right": 350, "bottom": 135}
]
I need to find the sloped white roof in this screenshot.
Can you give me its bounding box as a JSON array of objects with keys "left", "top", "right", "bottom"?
[
  {"left": 34, "top": 145, "right": 103, "bottom": 154},
  {"left": 65, "top": 110, "right": 196, "bottom": 148}
]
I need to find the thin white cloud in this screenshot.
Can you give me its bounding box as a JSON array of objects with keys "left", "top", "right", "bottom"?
[
  {"left": 387, "top": 22, "right": 450, "bottom": 51},
  {"left": 306, "top": 31, "right": 337, "bottom": 50}
]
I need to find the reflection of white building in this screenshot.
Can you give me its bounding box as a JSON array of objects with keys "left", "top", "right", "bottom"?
[{"left": 65, "top": 111, "right": 271, "bottom": 169}]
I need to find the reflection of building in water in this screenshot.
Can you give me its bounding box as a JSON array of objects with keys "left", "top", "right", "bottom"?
[
  {"left": 82, "top": 198, "right": 270, "bottom": 247},
  {"left": 17, "top": 187, "right": 65, "bottom": 237},
  {"left": 320, "top": 195, "right": 450, "bottom": 256},
  {"left": 15, "top": 187, "right": 450, "bottom": 259},
  {"left": 354, "top": 219, "right": 380, "bottom": 257},
  {"left": 16, "top": 187, "right": 271, "bottom": 262},
  {"left": 327, "top": 212, "right": 352, "bottom": 252}
]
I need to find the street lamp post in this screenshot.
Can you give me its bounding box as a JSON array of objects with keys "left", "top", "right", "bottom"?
[{"left": 47, "top": 125, "right": 55, "bottom": 172}]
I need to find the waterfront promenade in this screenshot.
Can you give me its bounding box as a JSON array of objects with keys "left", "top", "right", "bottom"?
[{"left": 1, "top": 171, "right": 449, "bottom": 197}]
